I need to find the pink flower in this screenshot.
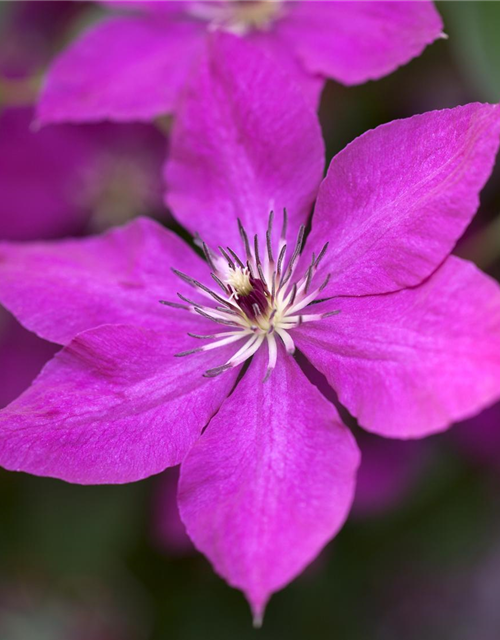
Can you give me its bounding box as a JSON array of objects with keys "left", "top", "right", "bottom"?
[
  {"left": 37, "top": 0, "right": 443, "bottom": 124},
  {"left": 1, "top": 36, "right": 500, "bottom": 622}
]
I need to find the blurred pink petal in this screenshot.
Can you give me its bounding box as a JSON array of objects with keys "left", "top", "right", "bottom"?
[
  {"left": 275, "top": 1, "right": 443, "bottom": 85},
  {"left": 37, "top": 15, "right": 205, "bottom": 123}
]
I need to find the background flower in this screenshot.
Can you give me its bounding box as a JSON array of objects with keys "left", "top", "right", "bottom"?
[{"left": 36, "top": 2, "right": 443, "bottom": 125}]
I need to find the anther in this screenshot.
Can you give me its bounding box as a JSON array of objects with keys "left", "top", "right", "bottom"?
[
  {"left": 315, "top": 242, "right": 329, "bottom": 268},
  {"left": 161, "top": 215, "right": 340, "bottom": 382},
  {"left": 159, "top": 299, "right": 190, "bottom": 310},
  {"left": 218, "top": 246, "right": 235, "bottom": 269},
  {"left": 238, "top": 218, "right": 253, "bottom": 261},
  {"left": 226, "top": 246, "right": 245, "bottom": 269},
  {"left": 281, "top": 208, "right": 288, "bottom": 240}
]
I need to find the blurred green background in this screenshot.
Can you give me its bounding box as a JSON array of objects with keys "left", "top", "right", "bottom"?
[{"left": 1, "top": 2, "right": 500, "bottom": 638}]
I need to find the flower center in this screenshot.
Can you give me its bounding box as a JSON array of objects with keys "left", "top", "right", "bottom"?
[
  {"left": 187, "top": 1, "right": 284, "bottom": 35},
  {"left": 161, "top": 211, "right": 339, "bottom": 381}
]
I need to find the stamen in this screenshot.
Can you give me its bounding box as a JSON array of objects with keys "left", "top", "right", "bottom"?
[
  {"left": 256, "top": 261, "right": 268, "bottom": 288},
  {"left": 276, "top": 244, "right": 287, "bottom": 277},
  {"left": 226, "top": 246, "right": 245, "bottom": 269},
  {"left": 281, "top": 208, "right": 288, "bottom": 241},
  {"left": 218, "top": 246, "right": 235, "bottom": 269},
  {"left": 315, "top": 242, "right": 329, "bottom": 268},
  {"left": 194, "top": 308, "right": 242, "bottom": 327},
  {"left": 238, "top": 218, "right": 253, "bottom": 262},
  {"left": 203, "top": 364, "right": 232, "bottom": 378},
  {"left": 187, "top": 0, "right": 285, "bottom": 37},
  {"left": 188, "top": 331, "right": 241, "bottom": 340},
  {"left": 163, "top": 215, "right": 340, "bottom": 381},
  {"left": 175, "top": 332, "right": 246, "bottom": 357},
  {"left": 263, "top": 333, "right": 277, "bottom": 383},
  {"left": 279, "top": 224, "right": 305, "bottom": 291},
  {"left": 254, "top": 234, "right": 262, "bottom": 270},
  {"left": 202, "top": 242, "right": 218, "bottom": 272},
  {"left": 159, "top": 300, "right": 189, "bottom": 310},
  {"left": 304, "top": 262, "right": 314, "bottom": 294},
  {"left": 176, "top": 292, "right": 202, "bottom": 308},
  {"left": 211, "top": 272, "right": 230, "bottom": 295},
  {"left": 285, "top": 283, "right": 297, "bottom": 309},
  {"left": 228, "top": 334, "right": 264, "bottom": 367},
  {"left": 173, "top": 269, "right": 237, "bottom": 309},
  {"left": 319, "top": 273, "right": 331, "bottom": 292},
  {"left": 266, "top": 209, "right": 274, "bottom": 264},
  {"left": 276, "top": 328, "right": 295, "bottom": 354}
]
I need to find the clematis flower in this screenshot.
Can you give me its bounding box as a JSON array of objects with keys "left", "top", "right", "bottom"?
[
  {"left": 36, "top": 0, "right": 444, "bottom": 124},
  {"left": 1, "top": 36, "right": 500, "bottom": 623}
]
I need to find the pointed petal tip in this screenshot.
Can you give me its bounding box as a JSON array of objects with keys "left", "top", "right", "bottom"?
[
  {"left": 251, "top": 600, "right": 267, "bottom": 629},
  {"left": 252, "top": 612, "right": 264, "bottom": 629}
]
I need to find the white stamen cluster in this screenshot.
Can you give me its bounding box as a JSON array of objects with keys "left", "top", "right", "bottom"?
[
  {"left": 187, "top": 0, "right": 284, "bottom": 36},
  {"left": 161, "top": 210, "right": 339, "bottom": 381}
]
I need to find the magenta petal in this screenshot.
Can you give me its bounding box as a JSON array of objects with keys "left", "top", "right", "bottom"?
[
  {"left": 0, "top": 217, "right": 208, "bottom": 345},
  {"left": 0, "top": 324, "right": 240, "bottom": 484},
  {"left": 275, "top": 0, "right": 443, "bottom": 85},
  {"left": 0, "top": 108, "right": 93, "bottom": 240},
  {"left": 309, "top": 103, "right": 500, "bottom": 297},
  {"left": 178, "top": 345, "right": 359, "bottom": 620},
  {"left": 37, "top": 16, "right": 205, "bottom": 124},
  {"left": 295, "top": 257, "right": 500, "bottom": 438},
  {"left": 0, "top": 311, "right": 57, "bottom": 410},
  {"left": 166, "top": 31, "right": 325, "bottom": 250}
]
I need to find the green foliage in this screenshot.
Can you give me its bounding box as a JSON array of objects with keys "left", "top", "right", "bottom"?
[{"left": 441, "top": 0, "right": 500, "bottom": 101}]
